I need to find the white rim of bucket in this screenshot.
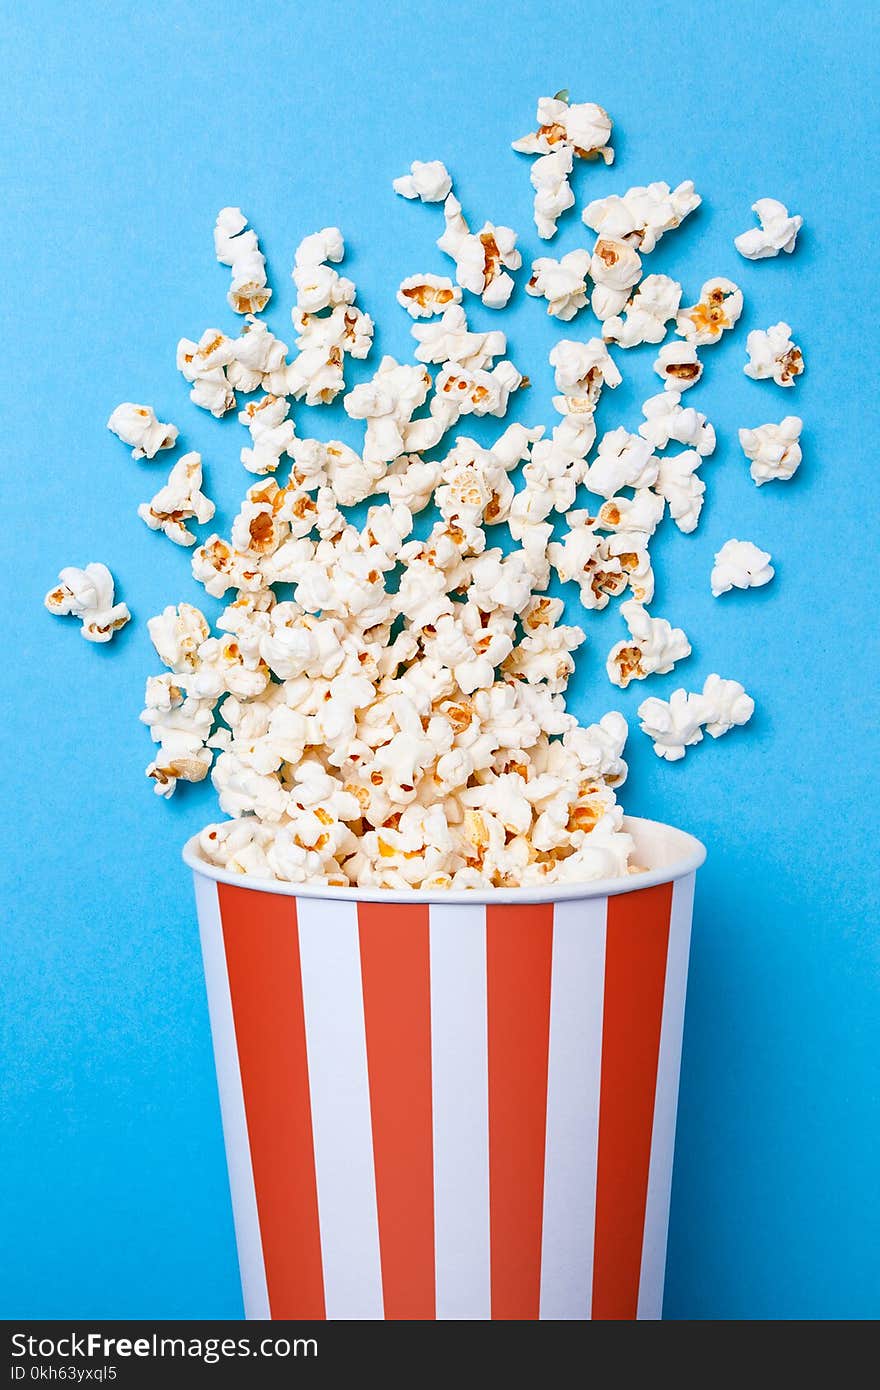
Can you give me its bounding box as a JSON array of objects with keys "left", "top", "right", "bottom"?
[{"left": 183, "top": 814, "right": 706, "bottom": 905}]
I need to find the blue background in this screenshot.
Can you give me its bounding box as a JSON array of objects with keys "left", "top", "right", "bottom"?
[{"left": 2, "top": 0, "right": 877, "bottom": 1320}]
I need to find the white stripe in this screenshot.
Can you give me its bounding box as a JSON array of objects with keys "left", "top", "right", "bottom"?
[
  {"left": 430, "top": 903, "right": 491, "bottom": 1320},
  {"left": 195, "top": 875, "right": 271, "bottom": 1320},
  {"left": 296, "top": 897, "right": 384, "bottom": 1320},
  {"left": 637, "top": 872, "right": 695, "bottom": 1319},
  {"left": 539, "top": 896, "right": 608, "bottom": 1320}
]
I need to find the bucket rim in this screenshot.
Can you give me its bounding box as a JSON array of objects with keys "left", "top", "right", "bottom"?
[{"left": 183, "top": 814, "right": 706, "bottom": 904}]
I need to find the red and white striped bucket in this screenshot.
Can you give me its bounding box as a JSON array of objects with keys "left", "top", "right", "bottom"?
[{"left": 185, "top": 815, "right": 705, "bottom": 1321}]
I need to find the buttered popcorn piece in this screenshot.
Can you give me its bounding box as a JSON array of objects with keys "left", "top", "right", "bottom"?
[
  {"left": 584, "top": 427, "right": 658, "bottom": 499},
  {"left": 214, "top": 207, "right": 272, "bottom": 314},
  {"left": 639, "top": 391, "right": 716, "bottom": 455},
  {"left": 676, "top": 278, "right": 743, "bottom": 346},
  {"left": 147, "top": 603, "right": 210, "bottom": 672},
  {"left": 653, "top": 341, "right": 703, "bottom": 392},
  {"left": 141, "top": 674, "right": 217, "bottom": 797},
  {"left": 344, "top": 356, "right": 432, "bottom": 465},
  {"left": 711, "top": 539, "right": 775, "bottom": 597},
  {"left": 638, "top": 674, "right": 754, "bottom": 760},
  {"left": 744, "top": 322, "right": 804, "bottom": 387},
  {"left": 437, "top": 194, "right": 521, "bottom": 309},
  {"left": 589, "top": 237, "right": 643, "bottom": 322},
  {"left": 411, "top": 303, "right": 506, "bottom": 370},
  {"left": 107, "top": 404, "right": 178, "bottom": 460},
  {"left": 734, "top": 198, "right": 803, "bottom": 260},
  {"left": 393, "top": 160, "right": 453, "bottom": 203},
  {"left": 45, "top": 563, "right": 131, "bottom": 643},
  {"left": 226, "top": 316, "right": 291, "bottom": 395},
  {"left": 512, "top": 94, "right": 613, "bottom": 239},
  {"left": 583, "top": 180, "right": 701, "bottom": 253},
  {"left": 138, "top": 452, "right": 215, "bottom": 547},
  {"left": 606, "top": 600, "right": 691, "bottom": 688},
  {"left": 177, "top": 330, "right": 237, "bottom": 417},
  {"left": 653, "top": 450, "right": 705, "bottom": 533},
  {"left": 603, "top": 274, "right": 682, "bottom": 349},
  {"left": 526, "top": 249, "right": 591, "bottom": 320},
  {"left": 739, "top": 416, "right": 803, "bottom": 485},
  {"left": 396, "top": 273, "right": 462, "bottom": 319},
  {"left": 238, "top": 394, "right": 296, "bottom": 475}
]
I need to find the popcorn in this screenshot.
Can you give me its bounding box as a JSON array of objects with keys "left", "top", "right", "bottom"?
[
  {"left": 639, "top": 391, "right": 716, "bottom": 455},
  {"left": 710, "top": 539, "right": 775, "bottom": 597},
  {"left": 638, "top": 675, "right": 753, "bottom": 760},
  {"left": 744, "top": 322, "right": 804, "bottom": 386},
  {"left": 344, "top": 356, "right": 432, "bottom": 465},
  {"left": 606, "top": 600, "right": 690, "bottom": 688},
  {"left": 653, "top": 341, "right": 703, "bottom": 392},
  {"left": 226, "top": 317, "right": 291, "bottom": 394},
  {"left": 676, "top": 278, "right": 742, "bottom": 345},
  {"left": 214, "top": 208, "right": 271, "bottom": 315},
  {"left": 140, "top": 674, "right": 217, "bottom": 796},
  {"left": 396, "top": 273, "right": 462, "bottom": 319},
  {"left": 138, "top": 452, "right": 215, "bottom": 546},
  {"left": 237, "top": 394, "right": 296, "bottom": 475},
  {"left": 602, "top": 274, "right": 681, "bottom": 348},
  {"left": 437, "top": 194, "right": 521, "bottom": 308},
  {"left": 513, "top": 94, "right": 613, "bottom": 162},
  {"left": 589, "top": 238, "right": 642, "bottom": 322},
  {"left": 107, "top": 404, "right": 178, "bottom": 460},
  {"left": 63, "top": 108, "right": 803, "bottom": 890},
  {"left": 512, "top": 94, "right": 614, "bottom": 239},
  {"left": 653, "top": 450, "right": 705, "bottom": 533},
  {"left": 410, "top": 303, "right": 506, "bottom": 371},
  {"left": 526, "top": 249, "right": 591, "bottom": 320},
  {"left": 583, "top": 180, "right": 700, "bottom": 253},
  {"left": 176, "top": 330, "right": 237, "bottom": 417},
  {"left": 393, "top": 160, "right": 453, "bottom": 203},
  {"left": 734, "top": 198, "right": 802, "bottom": 260},
  {"left": 738, "top": 416, "right": 803, "bottom": 486},
  {"left": 44, "top": 563, "right": 131, "bottom": 643},
  {"left": 584, "top": 427, "right": 658, "bottom": 499}
]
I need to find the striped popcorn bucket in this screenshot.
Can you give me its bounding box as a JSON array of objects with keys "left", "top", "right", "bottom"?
[{"left": 185, "top": 814, "right": 705, "bottom": 1321}]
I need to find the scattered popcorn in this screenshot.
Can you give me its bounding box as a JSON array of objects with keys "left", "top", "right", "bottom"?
[
  {"left": 107, "top": 404, "right": 178, "bottom": 460},
  {"left": 606, "top": 600, "right": 691, "bottom": 688},
  {"left": 526, "top": 249, "right": 591, "bottom": 320},
  {"left": 214, "top": 208, "right": 271, "bottom": 315},
  {"left": 393, "top": 160, "right": 453, "bottom": 203},
  {"left": 638, "top": 675, "right": 753, "bottom": 760},
  {"left": 639, "top": 392, "right": 715, "bottom": 454},
  {"left": 437, "top": 194, "right": 521, "bottom": 308},
  {"left": 653, "top": 341, "right": 703, "bottom": 392},
  {"left": 396, "top": 273, "right": 462, "bottom": 319},
  {"left": 589, "top": 237, "right": 642, "bottom": 322},
  {"left": 734, "top": 198, "right": 802, "bottom": 260},
  {"left": 57, "top": 99, "right": 810, "bottom": 888},
  {"left": 711, "top": 539, "right": 774, "bottom": 597},
  {"left": 583, "top": 180, "right": 700, "bottom": 253},
  {"left": 45, "top": 563, "right": 131, "bottom": 643},
  {"left": 744, "top": 322, "right": 804, "bottom": 387},
  {"left": 676, "top": 278, "right": 743, "bottom": 345},
  {"left": 739, "top": 416, "right": 803, "bottom": 486},
  {"left": 137, "top": 452, "right": 215, "bottom": 547},
  {"left": 512, "top": 94, "right": 613, "bottom": 238},
  {"left": 603, "top": 274, "right": 681, "bottom": 348}
]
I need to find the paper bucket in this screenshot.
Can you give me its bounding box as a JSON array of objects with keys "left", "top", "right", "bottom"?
[{"left": 184, "top": 814, "right": 705, "bottom": 1321}]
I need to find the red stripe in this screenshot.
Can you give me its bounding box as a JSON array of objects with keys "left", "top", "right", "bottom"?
[
  {"left": 592, "top": 882, "right": 673, "bottom": 1320},
  {"left": 358, "top": 902, "right": 435, "bottom": 1319},
  {"left": 218, "top": 883, "right": 325, "bottom": 1319},
  {"left": 486, "top": 903, "right": 554, "bottom": 1320}
]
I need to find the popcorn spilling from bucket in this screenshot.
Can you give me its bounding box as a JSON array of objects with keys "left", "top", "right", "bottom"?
[{"left": 46, "top": 93, "right": 808, "bottom": 888}]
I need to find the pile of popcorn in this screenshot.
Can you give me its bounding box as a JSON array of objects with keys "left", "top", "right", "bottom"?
[{"left": 46, "top": 95, "right": 807, "bottom": 889}]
